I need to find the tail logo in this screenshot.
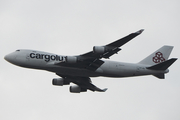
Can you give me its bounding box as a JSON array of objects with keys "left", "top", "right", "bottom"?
[{"left": 153, "top": 52, "right": 165, "bottom": 63}]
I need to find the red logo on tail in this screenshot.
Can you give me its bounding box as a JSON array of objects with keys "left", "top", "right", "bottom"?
[{"left": 153, "top": 52, "right": 165, "bottom": 63}]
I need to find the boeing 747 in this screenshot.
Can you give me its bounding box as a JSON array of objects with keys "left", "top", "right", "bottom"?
[{"left": 4, "top": 29, "right": 177, "bottom": 93}]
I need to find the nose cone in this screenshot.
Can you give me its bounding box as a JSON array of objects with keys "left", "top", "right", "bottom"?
[{"left": 4, "top": 52, "right": 17, "bottom": 64}]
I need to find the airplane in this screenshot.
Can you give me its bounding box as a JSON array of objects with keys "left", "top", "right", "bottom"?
[{"left": 4, "top": 29, "right": 177, "bottom": 93}]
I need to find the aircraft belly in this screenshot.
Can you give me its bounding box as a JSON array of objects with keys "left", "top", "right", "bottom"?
[{"left": 46, "top": 66, "right": 100, "bottom": 77}]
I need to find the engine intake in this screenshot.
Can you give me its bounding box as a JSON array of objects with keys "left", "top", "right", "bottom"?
[
  {"left": 69, "top": 85, "right": 87, "bottom": 93},
  {"left": 93, "top": 46, "right": 113, "bottom": 54},
  {"left": 93, "top": 46, "right": 105, "bottom": 54},
  {"left": 52, "top": 78, "right": 70, "bottom": 86}
]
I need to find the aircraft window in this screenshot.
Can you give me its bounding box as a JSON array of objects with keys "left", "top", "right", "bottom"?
[{"left": 16, "top": 50, "right": 20, "bottom": 51}]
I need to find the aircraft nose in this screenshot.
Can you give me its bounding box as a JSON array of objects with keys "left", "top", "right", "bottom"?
[{"left": 4, "top": 52, "right": 16, "bottom": 63}]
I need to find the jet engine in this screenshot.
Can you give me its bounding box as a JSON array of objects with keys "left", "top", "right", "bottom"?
[
  {"left": 93, "top": 46, "right": 106, "bottom": 54},
  {"left": 52, "top": 78, "right": 70, "bottom": 86},
  {"left": 65, "top": 56, "right": 77, "bottom": 63},
  {"left": 69, "top": 85, "right": 87, "bottom": 93}
]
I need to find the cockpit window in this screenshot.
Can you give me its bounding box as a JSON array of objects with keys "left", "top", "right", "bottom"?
[{"left": 16, "top": 50, "right": 20, "bottom": 51}]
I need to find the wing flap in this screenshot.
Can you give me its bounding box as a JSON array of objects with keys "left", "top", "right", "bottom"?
[{"left": 102, "top": 47, "right": 121, "bottom": 58}]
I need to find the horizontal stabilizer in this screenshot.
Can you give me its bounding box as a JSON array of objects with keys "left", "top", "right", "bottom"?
[
  {"left": 147, "top": 58, "right": 177, "bottom": 70},
  {"left": 153, "top": 73, "right": 165, "bottom": 79}
]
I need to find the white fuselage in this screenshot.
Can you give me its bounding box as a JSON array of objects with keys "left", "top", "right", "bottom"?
[{"left": 4, "top": 49, "right": 168, "bottom": 78}]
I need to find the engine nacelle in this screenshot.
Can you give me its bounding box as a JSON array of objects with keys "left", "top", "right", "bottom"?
[
  {"left": 52, "top": 78, "right": 70, "bottom": 86},
  {"left": 93, "top": 46, "right": 105, "bottom": 54},
  {"left": 65, "top": 56, "right": 77, "bottom": 64},
  {"left": 69, "top": 85, "right": 87, "bottom": 93}
]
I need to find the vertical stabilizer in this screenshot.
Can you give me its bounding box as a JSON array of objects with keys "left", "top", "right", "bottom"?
[{"left": 139, "top": 46, "right": 173, "bottom": 65}]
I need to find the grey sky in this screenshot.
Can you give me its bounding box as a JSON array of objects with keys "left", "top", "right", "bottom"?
[{"left": 1, "top": 0, "right": 180, "bottom": 120}]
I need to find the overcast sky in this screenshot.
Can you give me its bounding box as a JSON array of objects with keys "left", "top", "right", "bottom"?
[{"left": 1, "top": 0, "right": 180, "bottom": 120}]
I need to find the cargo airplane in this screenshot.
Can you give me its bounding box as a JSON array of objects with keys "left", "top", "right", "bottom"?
[{"left": 4, "top": 29, "right": 177, "bottom": 93}]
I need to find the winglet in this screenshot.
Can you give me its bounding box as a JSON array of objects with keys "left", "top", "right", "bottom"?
[
  {"left": 94, "top": 86, "right": 108, "bottom": 92},
  {"left": 135, "top": 29, "right": 144, "bottom": 34},
  {"left": 102, "top": 88, "right": 108, "bottom": 92}
]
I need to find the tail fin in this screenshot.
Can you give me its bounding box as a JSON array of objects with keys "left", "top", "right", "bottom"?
[{"left": 139, "top": 45, "right": 174, "bottom": 65}]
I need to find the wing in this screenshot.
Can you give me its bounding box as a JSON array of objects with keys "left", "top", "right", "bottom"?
[
  {"left": 55, "top": 29, "right": 144, "bottom": 71},
  {"left": 78, "top": 29, "right": 144, "bottom": 70},
  {"left": 81, "top": 29, "right": 144, "bottom": 59},
  {"left": 56, "top": 73, "right": 107, "bottom": 93},
  {"left": 72, "top": 77, "right": 107, "bottom": 92}
]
